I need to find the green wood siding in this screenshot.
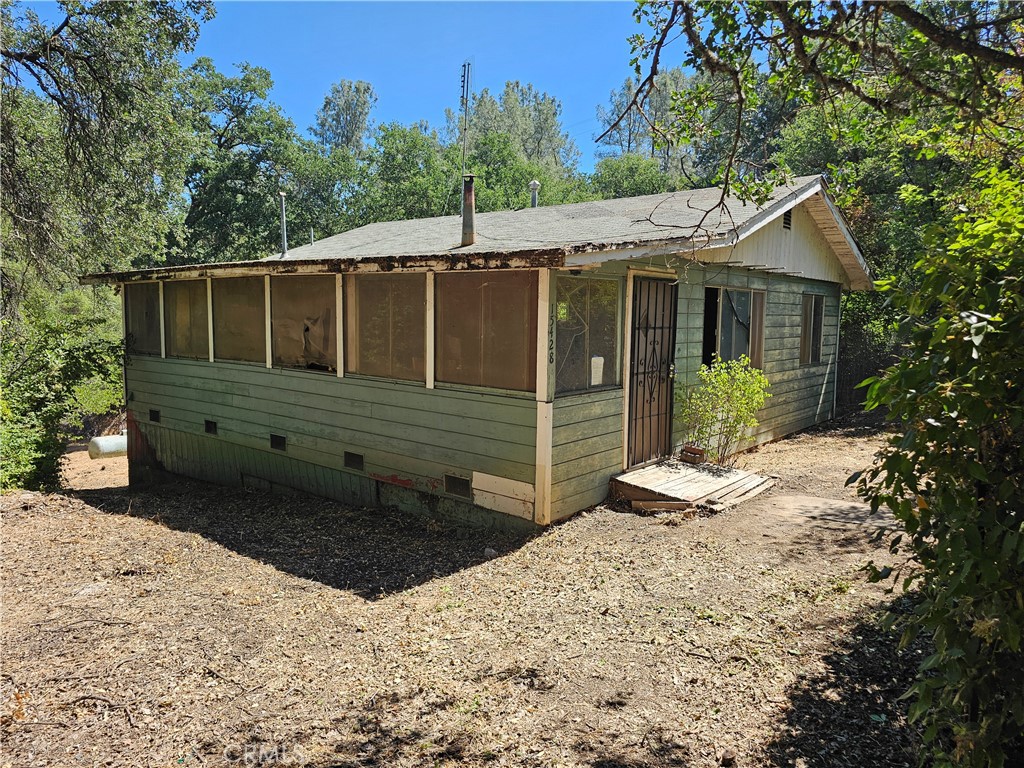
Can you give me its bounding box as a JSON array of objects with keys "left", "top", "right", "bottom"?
[
  {"left": 125, "top": 357, "right": 537, "bottom": 507},
  {"left": 671, "top": 265, "right": 839, "bottom": 447},
  {"left": 544, "top": 262, "right": 842, "bottom": 522},
  {"left": 549, "top": 388, "right": 623, "bottom": 521}
]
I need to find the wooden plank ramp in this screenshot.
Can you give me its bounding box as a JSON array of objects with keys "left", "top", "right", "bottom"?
[{"left": 610, "top": 459, "right": 773, "bottom": 511}]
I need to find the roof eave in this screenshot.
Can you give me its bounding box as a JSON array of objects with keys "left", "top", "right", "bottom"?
[{"left": 79, "top": 249, "right": 570, "bottom": 285}]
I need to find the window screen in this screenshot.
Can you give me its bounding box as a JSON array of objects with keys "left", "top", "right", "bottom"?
[
  {"left": 124, "top": 282, "right": 160, "bottom": 355},
  {"left": 345, "top": 273, "right": 426, "bottom": 381},
  {"left": 710, "top": 287, "right": 764, "bottom": 368},
  {"left": 163, "top": 280, "right": 209, "bottom": 359},
  {"left": 212, "top": 277, "right": 265, "bottom": 363},
  {"left": 271, "top": 276, "right": 336, "bottom": 371},
  {"left": 555, "top": 276, "right": 620, "bottom": 394},
  {"left": 800, "top": 293, "right": 825, "bottom": 365},
  {"left": 436, "top": 271, "right": 538, "bottom": 392}
]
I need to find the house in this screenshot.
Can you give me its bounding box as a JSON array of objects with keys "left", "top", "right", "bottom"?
[{"left": 83, "top": 174, "right": 871, "bottom": 529}]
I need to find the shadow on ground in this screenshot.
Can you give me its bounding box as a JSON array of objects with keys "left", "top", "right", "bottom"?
[
  {"left": 73, "top": 480, "right": 536, "bottom": 601},
  {"left": 299, "top": 688, "right": 694, "bottom": 768},
  {"left": 763, "top": 595, "right": 924, "bottom": 767}
]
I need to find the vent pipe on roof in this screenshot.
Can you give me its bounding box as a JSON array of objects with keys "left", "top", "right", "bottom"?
[
  {"left": 461, "top": 174, "right": 476, "bottom": 246},
  {"left": 529, "top": 179, "right": 540, "bottom": 208},
  {"left": 279, "top": 191, "right": 288, "bottom": 255}
]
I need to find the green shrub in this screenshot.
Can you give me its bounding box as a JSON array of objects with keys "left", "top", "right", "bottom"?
[
  {"left": 674, "top": 354, "right": 771, "bottom": 465},
  {"left": 1, "top": 312, "right": 122, "bottom": 491},
  {"left": 857, "top": 169, "right": 1024, "bottom": 766}
]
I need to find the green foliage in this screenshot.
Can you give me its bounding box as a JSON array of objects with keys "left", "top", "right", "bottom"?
[
  {"left": 857, "top": 169, "right": 1024, "bottom": 766},
  {"left": 1, "top": 292, "right": 122, "bottom": 490},
  {"left": 773, "top": 98, "right": 965, "bottom": 399},
  {"left": 446, "top": 80, "right": 580, "bottom": 171},
  {"left": 1, "top": 0, "right": 212, "bottom": 489},
  {"left": 311, "top": 79, "right": 377, "bottom": 155},
  {"left": 348, "top": 122, "right": 460, "bottom": 225},
  {"left": 169, "top": 58, "right": 354, "bottom": 264},
  {"left": 674, "top": 355, "right": 770, "bottom": 465},
  {"left": 2, "top": 1, "right": 213, "bottom": 284},
  {"left": 591, "top": 154, "right": 674, "bottom": 199},
  {"left": 596, "top": 68, "right": 695, "bottom": 176}
]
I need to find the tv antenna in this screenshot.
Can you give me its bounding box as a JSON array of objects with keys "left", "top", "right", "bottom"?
[{"left": 460, "top": 60, "right": 471, "bottom": 178}]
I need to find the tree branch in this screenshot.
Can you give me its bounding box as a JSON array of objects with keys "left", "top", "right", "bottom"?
[
  {"left": 885, "top": 2, "right": 1024, "bottom": 71},
  {"left": 595, "top": 1, "right": 683, "bottom": 144}
]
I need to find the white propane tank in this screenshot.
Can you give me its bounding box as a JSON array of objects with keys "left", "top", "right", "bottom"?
[{"left": 88, "top": 432, "right": 127, "bottom": 460}]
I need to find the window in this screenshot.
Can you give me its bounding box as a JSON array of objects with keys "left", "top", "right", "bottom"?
[
  {"left": 163, "top": 280, "right": 209, "bottom": 359},
  {"left": 124, "top": 282, "right": 160, "bottom": 355},
  {"left": 800, "top": 293, "right": 825, "bottom": 365},
  {"left": 271, "top": 276, "right": 337, "bottom": 371},
  {"left": 212, "top": 277, "right": 265, "bottom": 363},
  {"left": 436, "top": 271, "right": 537, "bottom": 392},
  {"left": 555, "top": 276, "right": 620, "bottom": 394},
  {"left": 345, "top": 273, "right": 425, "bottom": 381},
  {"left": 702, "top": 287, "right": 765, "bottom": 368}
]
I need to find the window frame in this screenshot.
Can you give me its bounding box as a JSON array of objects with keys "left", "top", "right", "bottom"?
[
  {"left": 703, "top": 286, "right": 766, "bottom": 368},
  {"left": 554, "top": 273, "right": 623, "bottom": 396},
  {"left": 800, "top": 293, "right": 826, "bottom": 366}
]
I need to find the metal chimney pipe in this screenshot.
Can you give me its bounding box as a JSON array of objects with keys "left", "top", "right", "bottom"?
[
  {"left": 529, "top": 179, "right": 540, "bottom": 208},
  {"left": 461, "top": 174, "right": 476, "bottom": 246},
  {"left": 279, "top": 191, "right": 288, "bottom": 255}
]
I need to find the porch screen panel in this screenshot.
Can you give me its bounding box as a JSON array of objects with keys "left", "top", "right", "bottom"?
[
  {"left": 436, "top": 271, "right": 537, "bottom": 391},
  {"left": 163, "top": 280, "right": 209, "bottom": 359},
  {"left": 124, "top": 282, "right": 160, "bottom": 355},
  {"left": 345, "top": 273, "right": 425, "bottom": 381},
  {"left": 555, "top": 276, "right": 620, "bottom": 394},
  {"left": 212, "top": 277, "right": 265, "bottom": 363},
  {"left": 271, "top": 276, "right": 336, "bottom": 371}
]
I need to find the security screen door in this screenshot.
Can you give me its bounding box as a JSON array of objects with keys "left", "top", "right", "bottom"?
[{"left": 627, "top": 277, "right": 678, "bottom": 467}]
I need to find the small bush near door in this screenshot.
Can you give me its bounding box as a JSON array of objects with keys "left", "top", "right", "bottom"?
[{"left": 674, "top": 355, "right": 770, "bottom": 465}]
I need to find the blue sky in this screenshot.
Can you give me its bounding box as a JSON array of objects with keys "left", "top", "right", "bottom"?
[
  {"left": 188, "top": 2, "right": 646, "bottom": 171},
  {"left": 27, "top": 0, "right": 647, "bottom": 172}
]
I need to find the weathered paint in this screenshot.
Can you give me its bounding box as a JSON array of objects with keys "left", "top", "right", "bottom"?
[
  {"left": 125, "top": 356, "right": 539, "bottom": 526},
  {"left": 550, "top": 388, "right": 624, "bottom": 521}
]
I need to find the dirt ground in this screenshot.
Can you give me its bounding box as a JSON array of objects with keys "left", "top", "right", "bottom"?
[{"left": 1, "top": 414, "right": 920, "bottom": 768}]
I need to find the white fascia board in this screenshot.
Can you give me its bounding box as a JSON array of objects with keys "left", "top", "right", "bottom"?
[{"left": 817, "top": 189, "right": 873, "bottom": 289}]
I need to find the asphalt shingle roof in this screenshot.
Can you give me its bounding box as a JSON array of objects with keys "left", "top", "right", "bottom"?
[{"left": 268, "top": 175, "right": 825, "bottom": 262}]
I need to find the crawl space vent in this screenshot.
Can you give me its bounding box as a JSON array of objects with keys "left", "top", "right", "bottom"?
[
  {"left": 444, "top": 474, "right": 472, "bottom": 499},
  {"left": 344, "top": 451, "right": 364, "bottom": 471}
]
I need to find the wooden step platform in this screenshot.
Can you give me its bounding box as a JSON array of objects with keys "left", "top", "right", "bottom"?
[{"left": 610, "top": 459, "right": 774, "bottom": 511}]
